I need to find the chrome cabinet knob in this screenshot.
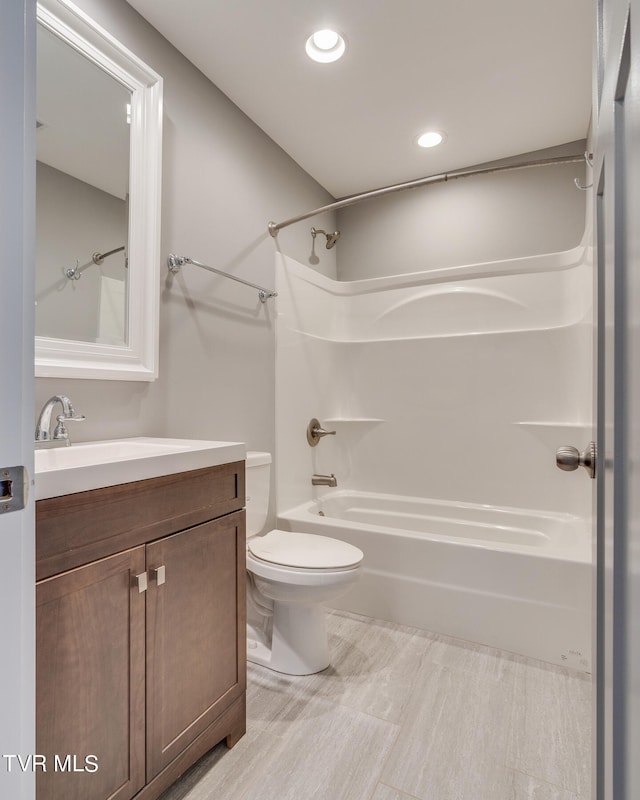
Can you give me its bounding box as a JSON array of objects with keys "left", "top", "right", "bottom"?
[{"left": 556, "top": 441, "right": 596, "bottom": 479}]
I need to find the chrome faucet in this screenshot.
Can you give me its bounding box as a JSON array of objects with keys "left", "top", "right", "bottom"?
[
  {"left": 35, "top": 395, "right": 85, "bottom": 449},
  {"left": 312, "top": 474, "right": 338, "bottom": 487}
]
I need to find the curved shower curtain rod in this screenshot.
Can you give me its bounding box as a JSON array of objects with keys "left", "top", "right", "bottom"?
[
  {"left": 65, "top": 245, "right": 127, "bottom": 281},
  {"left": 267, "top": 153, "right": 590, "bottom": 237}
]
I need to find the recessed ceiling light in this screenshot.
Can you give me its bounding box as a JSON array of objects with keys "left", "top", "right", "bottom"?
[
  {"left": 416, "top": 131, "right": 446, "bottom": 148},
  {"left": 305, "top": 29, "right": 346, "bottom": 63}
]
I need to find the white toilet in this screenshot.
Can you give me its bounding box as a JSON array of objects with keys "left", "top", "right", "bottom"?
[{"left": 245, "top": 451, "right": 363, "bottom": 675}]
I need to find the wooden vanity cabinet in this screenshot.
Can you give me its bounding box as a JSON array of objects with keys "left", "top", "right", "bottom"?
[
  {"left": 36, "top": 461, "right": 246, "bottom": 800},
  {"left": 145, "top": 514, "right": 243, "bottom": 779},
  {"left": 36, "top": 546, "right": 147, "bottom": 800}
]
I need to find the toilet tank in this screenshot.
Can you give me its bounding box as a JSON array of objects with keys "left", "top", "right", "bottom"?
[{"left": 245, "top": 451, "right": 272, "bottom": 537}]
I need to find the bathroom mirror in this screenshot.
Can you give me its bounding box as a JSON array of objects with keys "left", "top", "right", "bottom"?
[{"left": 35, "top": 0, "right": 162, "bottom": 380}]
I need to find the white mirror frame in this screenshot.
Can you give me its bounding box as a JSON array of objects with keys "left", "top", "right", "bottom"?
[{"left": 35, "top": 0, "right": 162, "bottom": 380}]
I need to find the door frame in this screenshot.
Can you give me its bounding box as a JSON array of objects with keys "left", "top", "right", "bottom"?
[
  {"left": 593, "top": 0, "right": 640, "bottom": 797},
  {"left": 0, "top": 1, "right": 36, "bottom": 798}
]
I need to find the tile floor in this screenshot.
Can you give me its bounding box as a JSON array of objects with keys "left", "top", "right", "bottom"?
[{"left": 160, "top": 609, "right": 592, "bottom": 800}]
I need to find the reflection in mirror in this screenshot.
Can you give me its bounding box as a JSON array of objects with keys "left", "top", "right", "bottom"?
[
  {"left": 36, "top": 23, "right": 131, "bottom": 346},
  {"left": 35, "top": 0, "right": 162, "bottom": 381}
]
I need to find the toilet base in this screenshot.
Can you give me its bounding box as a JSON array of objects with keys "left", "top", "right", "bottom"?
[{"left": 247, "top": 601, "right": 330, "bottom": 675}]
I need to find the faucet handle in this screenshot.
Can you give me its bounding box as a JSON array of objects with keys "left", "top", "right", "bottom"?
[
  {"left": 307, "top": 418, "right": 337, "bottom": 446},
  {"left": 314, "top": 425, "right": 336, "bottom": 436},
  {"left": 53, "top": 413, "right": 85, "bottom": 441}
]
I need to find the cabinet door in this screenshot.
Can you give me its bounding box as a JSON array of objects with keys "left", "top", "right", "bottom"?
[
  {"left": 36, "top": 547, "right": 146, "bottom": 800},
  {"left": 146, "top": 511, "right": 246, "bottom": 779}
]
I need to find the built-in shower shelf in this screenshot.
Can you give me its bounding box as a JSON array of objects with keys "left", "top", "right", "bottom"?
[
  {"left": 324, "top": 417, "right": 385, "bottom": 424},
  {"left": 516, "top": 421, "right": 592, "bottom": 430},
  {"left": 515, "top": 422, "right": 592, "bottom": 447}
]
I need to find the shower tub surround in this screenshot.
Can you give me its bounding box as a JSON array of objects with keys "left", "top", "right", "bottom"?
[
  {"left": 275, "top": 248, "right": 593, "bottom": 670},
  {"left": 279, "top": 492, "right": 591, "bottom": 670}
]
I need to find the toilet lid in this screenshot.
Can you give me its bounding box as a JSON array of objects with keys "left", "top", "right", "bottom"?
[{"left": 248, "top": 530, "right": 363, "bottom": 569}]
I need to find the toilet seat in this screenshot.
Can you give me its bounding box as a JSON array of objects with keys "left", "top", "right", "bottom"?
[{"left": 247, "top": 529, "right": 363, "bottom": 571}]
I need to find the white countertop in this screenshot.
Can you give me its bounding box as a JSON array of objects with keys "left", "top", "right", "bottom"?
[{"left": 34, "top": 437, "right": 246, "bottom": 500}]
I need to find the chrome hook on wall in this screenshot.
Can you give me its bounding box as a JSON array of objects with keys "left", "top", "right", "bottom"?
[
  {"left": 65, "top": 260, "right": 81, "bottom": 280},
  {"left": 574, "top": 151, "right": 593, "bottom": 191}
]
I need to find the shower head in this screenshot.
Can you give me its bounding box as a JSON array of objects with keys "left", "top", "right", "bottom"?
[
  {"left": 325, "top": 231, "right": 340, "bottom": 249},
  {"left": 311, "top": 227, "right": 341, "bottom": 250}
]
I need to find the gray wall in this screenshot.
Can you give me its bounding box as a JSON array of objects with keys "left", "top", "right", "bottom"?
[
  {"left": 36, "top": 162, "right": 128, "bottom": 343},
  {"left": 33, "top": 1, "right": 587, "bottom": 521},
  {"left": 336, "top": 141, "right": 587, "bottom": 280},
  {"left": 35, "top": 0, "right": 337, "bottom": 478}
]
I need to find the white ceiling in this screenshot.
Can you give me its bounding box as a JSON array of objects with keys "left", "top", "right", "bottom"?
[{"left": 125, "top": 0, "right": 593, "bottom": 199}]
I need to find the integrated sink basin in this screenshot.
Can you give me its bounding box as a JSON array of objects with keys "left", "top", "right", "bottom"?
[{"left": 34, "top": 437, "right": 245, "bottom": 500}]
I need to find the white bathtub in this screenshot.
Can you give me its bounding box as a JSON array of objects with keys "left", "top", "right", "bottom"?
[{"left": 278, "top": 491, "right": 592, "bottom": 671}]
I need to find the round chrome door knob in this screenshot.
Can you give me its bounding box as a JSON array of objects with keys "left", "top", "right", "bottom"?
[
  {"left": 556, "top": 446, "right": 581, "bottom": 471},
  {"left": 555, "top": 442, "right": 596, "bottom": 479}
]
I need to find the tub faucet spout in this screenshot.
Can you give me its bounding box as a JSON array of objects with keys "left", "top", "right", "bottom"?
[{"left": 312, "top": 474, "right": 337, "bottom": 487}]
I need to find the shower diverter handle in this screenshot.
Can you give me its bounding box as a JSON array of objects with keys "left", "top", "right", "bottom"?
[
  {"left": 555, "top": 442, "right": 596, "bottom": 479},
  {"left": 307, "top": 418, "right": 336, "bottom": 446},
  {"left": 313, "top": 425, "right": 335, "bottom": 437}
]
